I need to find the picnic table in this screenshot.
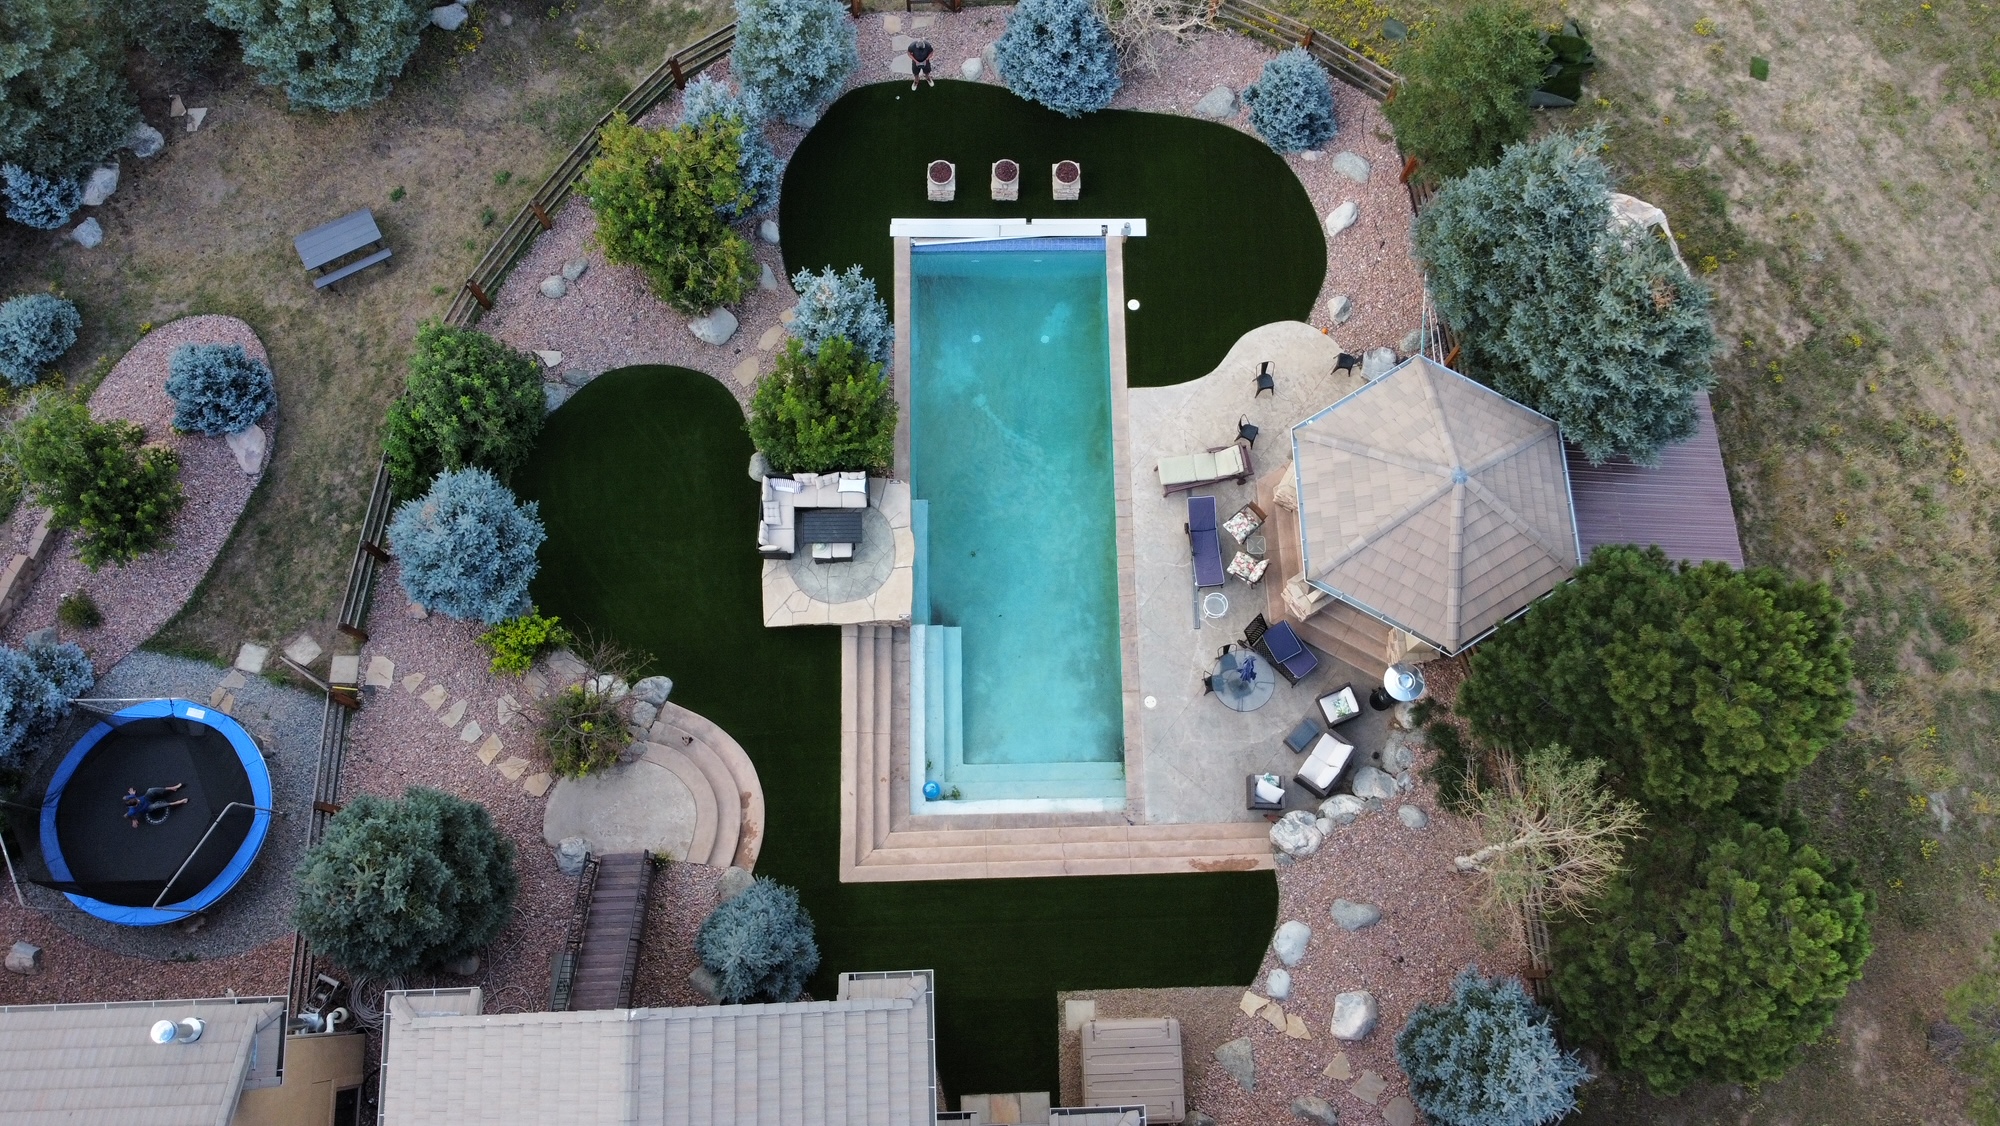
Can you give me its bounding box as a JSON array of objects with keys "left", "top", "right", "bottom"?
[{"left": 294, "top": 209, "right": 391, "bottom": 289}]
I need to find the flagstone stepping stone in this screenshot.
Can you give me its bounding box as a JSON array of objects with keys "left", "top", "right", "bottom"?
[
  {"left": 420, "top": 685, "right": 448, "bottom": 710},
  {"left": 284, "top": 633, "right": 323, "bottom": 667},
  {"left": 497, "top": 695, "right": 522, "bottom": 726},
  {"left": 497, "top": 756, "right": 529, "bottom": 780},
  {"left": 1285, "top": 1014, "right": 1312, "bottom": 1039},
  {"left": 330, "top": 655, "right": 360, "bottom": 686},
  {"left": 1383, "top": 1096, "right": 1416, "bottom": 1126},
  {"left": 215, "top": 691, "right": 236, "bottom": 714},
  {"left": 909, "top": 12, "right": 933, "bottom": 27},
  {"left": 778, "top": 306, "right": 795, "bottom": 324},
  {"left": 883, "top": 13, "right": 901, "bottom": 31},
  {"left": 1322, "top": 1051, "right": 1351, "bottom": 1081},
  {"left": 523, "top": 772, "right": 552, "bottom": 797},
  {"left": 732, "top": 357, "right": 759, "bottom": 386},
  {"left": 459, "top": 720, "right": 483, "bottom": 743},
  {"left": 234, "top": 643, "right": 269, "bottom": 674},
  {"left": 208, "top": 687, "right": 229, "bottom": 708},
  {"left": 757, "top": 324, "right": 785, "bottom": 352},
  {"left": 365, "top": 656, "right": 395, "bottom": 688},
  {"left": 1239, "top": 992, "right": 1266, "bottom": 1017},
  {"left": 1353, "top": 1070, "right": 1387, "bottom": 1104},
  {"left": 403, "top": 672, "right": 425, "bottom": 693},
  {"left": 1260, "top": 1001, "right": 1287, "bottom": 1031},
  {"left": 219, "top": 669, "right": 247, "bottom": 690},
  {"left": 477, "top": 734, "right": 503, "bottom": 764},
  {"left": 439, "top": 700, "right": 466, "bottom": 727}
]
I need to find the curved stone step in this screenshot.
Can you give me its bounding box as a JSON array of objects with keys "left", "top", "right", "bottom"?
[
  {"left": 639, "top": 742, "right": 718, "bottom": 867},
  {"left": 654, "top": 702, "right": 767, "bottom": 871},
  {"left": 675, "top": 734, "right": 740, "bottom": 867}
]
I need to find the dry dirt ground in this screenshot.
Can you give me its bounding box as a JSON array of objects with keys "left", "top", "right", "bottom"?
[{"left": 0, "top": 0, "right": 730, "bottom": 663}]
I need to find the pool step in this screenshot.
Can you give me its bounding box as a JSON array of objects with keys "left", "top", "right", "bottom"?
[
  {"left": 910, "top": 623, "right": 964, "bottom": 798},
  {"left": 838, "top": 623, "right": 1273, "bottom": 883}
]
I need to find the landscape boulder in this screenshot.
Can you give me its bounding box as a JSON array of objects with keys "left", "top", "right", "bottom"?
[
  {"left": 960, "top": 57, "right": 982, "bottom": 80},
  {"left": 431, "top": 3, "right": 469, "bottom": 30},
  {"left": 1327, "top": 295, "right": 1353, "bottom": 324},
  {"left": 539, "top": 275, "right": 568, "bottom": 299},
  {"left": 5, "top": 942, "right": 41, "bottom": 975},
  {"left": 1330, "top": 899, "right": 1381, "bottom": 931},
  {"left": 688, "top": 308, "right": 738, "bottom": 346},
  {"left": 718, "top": 865, "right": 755, "bottom": 902},
  {"left": 1331, "top": 151, "right": 1371, "bottom": 182},
  {"left": 1319, "top": 793, "right": 1366, "bottom": 825},
  {"left": 72, "top": 218, "right": 103, "bottom": 248},
  {"left": 543, "top": 383, "right": 573, "bottom": 412},
  {"left": 748, "top": 451, "right": 772, "bottom": 481},
  {"left": 1377, "top": 735, "right": 1415, "bottom": 774},
  {"left": 226, "top": 425, "right": 268, "bottom": 475},
  {"left": 1362, "top": 347, "right": 1398, "bottom": 379},
  {"left": 1214, "top": 1037, "right": 1255, "bottom": 1092},
  {"left": 1291, "top": 1095, "right": 1339, "bottom": 1125},
  {"left": 1273, "top": 920, "right": 1312, "bottom": 967},
  {"left": 1325, "top": 201, "right": 1358, "bottom": 235},
  {"left": 127, "top": 122, "right": 166, "bottom": 158},
  {"left": 444, "top": 954, "right": 480, "bottom": 976},
  {"left": 1397, "top": 804, "right": 1429, "bottom": 830},
  {"left": 1331, "top": 991, "right": 1378, "bottom": 1040},
  {"left": 82, "top": 163, "right": 119, "bottom": 206},
  {"left": 1193, "top": 85, "right": 1239, "bottom": 119},
  {"left": 1265, "top": 967, "right": 1291, "bottom": 1000},
  {"left": 629, "top": 700, "right": 657, "bottom": 731},
  {"left": 758, "top": 219, "right": 780, "bottom": 244},
  {"left": 688, "top": 965, "right": 722, "bottom": 1002},
  {"left": 555, "top": 836, "right": 589, "bottom": 877},
  {"left": 631, "top": 675, "right": 674, "bottom": 706},
  {"left": 1400, "top": 328, "right": 1425, "bottom": 356},
  {"left": 1349, "top": 765, "right": 1398, "bottom": 801},
  {"left": 759, "top": 263, "right": 778, "bottom": 291},
  {"left": 1270, "top": 810, "right": 1324, "bottom": 858},
  {"left": 561, "top": 258, "right": 588, "bottom": 282}
]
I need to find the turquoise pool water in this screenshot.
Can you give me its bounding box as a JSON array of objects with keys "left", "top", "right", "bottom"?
[{"left": 910, "top": 240, "right": 1126, "bottom": 799}]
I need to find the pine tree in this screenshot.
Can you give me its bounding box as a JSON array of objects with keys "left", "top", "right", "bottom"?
[
  {"left": 0, "top": 0, "right": 140, "bottom": 180},
  {"left": 382, "top": 322, "right": 546, "bottom": 499},
  {"left": 0, "top": 292, "right": 81, "bottom": 385},
  {"left": 1243, "top": 49, "right": 1337, "bottom": 153},
  {"left": 206, "top": 0, "right": 428, "bottom": 113},
  {"left": 787, "top": 265, "right": 891, "bottom": 368},
  {"left": 994, "top": 0, "right": 1122, "bottom": 117}
]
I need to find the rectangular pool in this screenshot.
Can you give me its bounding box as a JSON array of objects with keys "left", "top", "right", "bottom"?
[{"left": 908, "top": 238, "right": 1127, "bottom": 806}]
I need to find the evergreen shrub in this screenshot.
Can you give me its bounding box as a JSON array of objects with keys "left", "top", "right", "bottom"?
[
  {"left": 730, "top": 0, "right": 859, "bottom": 122},
  {"left": 1243, "top": 49, "right": 1337, "bottom": 152},
  {"left": 206, "top": 0, "right": 427, "bottom": 113},
  {"left": 582, "top": 114, "right": 757, "bottom": 316},
  {"left": 382, "top": 322, "right": 545, "bottom": 499},
  {"left": 746, "top": 336, "right": 895, "bottom": 475},
  {"left": 477, "top": 608, "right": 572, "bottom": 676},
  {"left": 57, "top": 589, "right": 103, "bottom": 629},
  {"left": 0, "top": 165, "right": 82, "bottom": 230},
  {"left": 993, "top": 0, "right": 1122, "bottom": 117},
  {"left": 679, "top": 75, "right": 782, "bottom": 217},
  {"left": 1396, "top": 968, "right": 1590, "bottom": 1126},
  {"left": 16, "top": 394, "right": 183, "bottom": 569},
  {"left": 389, "top": 468, "right": 545, "bottom": 624},
  {"left": 0, "top": 638, "right": 93, "bottom": 769},
  {"left": 695, "top": 877, "right": 820, "bottom": 1002},
  {"left": 0, "top": 292, "right": 81, "bottom": 385},
  {"left": 1383, "top": 1, "right": 1550, "bottom": 181},
  {"left": 787, "top": 265, "right": 891, "bottom": 368},
  {"left": 0, "top": 1, "right": 139, "bottom": 180},
  {"left": 165, "top": 342, "right": 276, "bottom": 435}
]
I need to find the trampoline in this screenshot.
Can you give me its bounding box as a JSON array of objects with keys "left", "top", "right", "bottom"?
[{"left": 32, "top": 699, "right": 272, "bottom": 926}]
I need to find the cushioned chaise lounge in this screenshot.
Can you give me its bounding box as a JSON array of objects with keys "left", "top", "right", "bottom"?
[
  {"left": 1187, "top": 495, "right": 1224, "bottom": 589},
  {"left": 1256, "top": 618, "right": 1320, "bottom": 684},
  {"left": 1157, "top": 442, "right": 1253, "bottom": 495}
]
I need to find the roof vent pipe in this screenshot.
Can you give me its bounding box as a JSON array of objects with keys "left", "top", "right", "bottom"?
[{"left": 150, "top": 1016, "right": 206, "bottom": 1045}]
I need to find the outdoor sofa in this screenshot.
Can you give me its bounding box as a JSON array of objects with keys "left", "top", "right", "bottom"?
[
  {"left": 1157, "top": 442, "right": 1253, "bottom": 495},
  {"left": 1294, "top": 733, "right": 1355, "bottom": 798},
  {"left": 756, "top": 471, "right": 869, "bottom": 558}
]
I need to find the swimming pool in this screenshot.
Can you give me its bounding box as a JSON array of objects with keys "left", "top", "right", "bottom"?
[{"left": 908, "top": 237, "right": 1128, "bottom": 808}]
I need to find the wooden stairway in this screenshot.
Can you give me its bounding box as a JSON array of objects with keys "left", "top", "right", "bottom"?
[{"left": 562, "top": 852, "right": 653, "bottom": 1011}]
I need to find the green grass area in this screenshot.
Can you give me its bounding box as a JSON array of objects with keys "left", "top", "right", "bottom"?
[
  {"left": 513, "top": 366, "right": 1278, "bottom": 1096},
  {"left": 780, "top": 81, "right": 1326, "bottom": 387}
]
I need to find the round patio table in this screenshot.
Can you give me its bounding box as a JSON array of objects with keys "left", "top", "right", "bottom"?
[{"left": 1210, "top": 651, "right": 1276, "bottom": 712}]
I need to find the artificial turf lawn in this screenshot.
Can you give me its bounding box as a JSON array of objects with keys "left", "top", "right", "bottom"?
[
  {"left": 781, "top": 81, "right": 1325, "bottom": 387},
  {"left": 514, "top": 367, "right": 1279, "bottom": 1097}
]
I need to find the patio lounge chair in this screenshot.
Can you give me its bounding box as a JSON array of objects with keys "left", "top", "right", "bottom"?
[
  {"left": 1317, "top": 684, "right": 1360, "bottom": 726},
  {"left": 1187, "top": 495, "right": 1224, "bottom": 589},
  {"left": 1247, "top": 773, "right": 1286, "bottom": 812},
  {"left": 1157, "top": 442, "right": 1253, "bottom": 495},
  {"left": 1255, "top": 618, "right": 1320, "bottom": 684},
  {"left": 1294, "top": 733, "right": 1355, "bottom": 799}
]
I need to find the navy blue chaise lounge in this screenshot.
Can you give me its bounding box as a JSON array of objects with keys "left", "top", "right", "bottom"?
[
  {"left": 1257, "top": 618, "right": 1320, "bottom": 684},
  {"left": 1187, "top": 495, "right": 1224, "bottom": 588}
]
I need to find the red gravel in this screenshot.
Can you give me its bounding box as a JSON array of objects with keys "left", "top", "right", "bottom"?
[
  {"left": 629, "top": 861, "right": 728, "bottom": 1009},
  {"left": 0, "top": 910, "right": 289, "bottom": 1006},
  {"left": 1, "top": 315, "right": 269, "bottom": 667}
]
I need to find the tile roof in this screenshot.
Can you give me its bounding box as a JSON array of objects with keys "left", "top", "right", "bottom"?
[
  {"left": 1566, "top": 392, "right": 1744, "bottom": 568},
  {"left": 1291, "top": 356, "right": 1579, "bottom": 652},
  {"left": 381, "top": 973, "right": 936, "bottom": 1126},
  {"left": 0, "top": 996, "right": 285, "bottom": 1126}
]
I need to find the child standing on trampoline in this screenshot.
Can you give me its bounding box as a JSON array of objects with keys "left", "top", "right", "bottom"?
[{"left": 124, "top": 783, "right": 188, "bottom": 827}]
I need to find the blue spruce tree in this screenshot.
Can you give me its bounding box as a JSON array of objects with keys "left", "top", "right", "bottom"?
[
  {"left": 1243, "top": 49, "right": 1337, "bottom": 152},
  {"left": 390, "top": 468, "right": 546, "bottom": 624},
  {"left": 1396, "top": 968, "right": 1590, "bottom": 1126},
  {"left": 994, "top": 0, "right": 1122, "bottom": 117},
  {"left": 730, "top": 0, "right": 858, "bottom": 123}
]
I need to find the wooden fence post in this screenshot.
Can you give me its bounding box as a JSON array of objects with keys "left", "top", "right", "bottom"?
[
  {"left": 465, "top": 279, "right": 494, "bottom": 310},
  {"left": 1299, "top": 27, "right": 1315, "bottom": 49},
  {"left": 530, "top": 201, "right": 554, "bottom": 230},
  {"left": 669, "top": 57, "right": 686, "bottom": 89},
  {"left": 1444, "top": 344, "right": 1461, "bottom": 369},
  {"left": 337, "top": 623, "right": 370, "bottom": 644},
  {"left": 1398, "top": 155, "right": 1420, "bottom": 184}
]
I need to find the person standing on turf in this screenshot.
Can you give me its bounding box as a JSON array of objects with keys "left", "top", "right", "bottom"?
[{"left": 908, "top": 39, "right": 935, "bottom": 90}]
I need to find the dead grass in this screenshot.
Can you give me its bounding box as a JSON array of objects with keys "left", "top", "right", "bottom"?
[{"left": 0, "top": 0, "right": 728, "bottom": 660}]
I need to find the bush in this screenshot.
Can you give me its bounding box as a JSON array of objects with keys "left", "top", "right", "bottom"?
[
  {"left": 478, "top": 607, "right": 572, "bottom": 677},
  {"left": 695, "top": 877, "right": 820, "bottom": 1002},
  {"left": 126, "top": 0, "right": 228, "bottom": 73},
  {"left": 382, "top": 323, "right": 545, "bottom": 499},
  {"left": 0, "top": 638, "right": 93, "bottom": 770},
  {"left": 16, "top": 394, "right": 184, "bottom": 569},
  {"left": 164, "top": 343, "right": 276, "bottom": 435},
  {"left": 994, "top": 0, "right": 1122, "bottom": 117},
  {"left": 1382, "top": 1, "right": 1549, "bottom": 182},
  {"left": 207, "top": 0, "right": 427, "bottom": 113},
  {"left": 730, "top": 0, "right": 858, "bottom": 122},
  {"left": 1457, "top": 545, "right": 1854, "bottom": 812},
  {"left": 540, "top": 681, "right": 627, "bottom": 777},
  {"left": 788, "top": 265, "right": 892, "bottom": 368},
  {"left": 1396, "top": 968, "right": 1591, "bottom": 1126},
  {"left": 679, "top": 75, "right": 782, "bottom": 217},
  {"left": 57, "top": 589, "right": 102, "bottom": 629},
  {"left": 0, "top": 292, "right": 81, "bottom": 385},
  {"left": 389, "top": 468, "right": 545, "bottom": 624},
  {"left": 1243, "top": 49, "right": 1337, "bottom": 153},
  {"left": 292, "top": 787, "right": 518, "bottom": 978},
  {"left": 1551, "top": 818, "right": 1871, "bottom": 1093},
  {"left": 582, "top": 113, "right": 758, "bottom": 316},
  {"left": 747, "top": 336, "right": 895, "bottom": 475},
  {"left": 1, "top": 165, "right": 82, "bottom": 230},
  {"left": 1416, "top": 129, "right": 1719, "bottom": 464},
  {"left": 0, "top": 1, "right": 139, "bottom": 180}
]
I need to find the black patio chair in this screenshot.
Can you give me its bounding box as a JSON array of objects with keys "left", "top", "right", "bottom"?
[
  {"left": 1253, "top": 361, "right": 1275, "bottom": 397},
  {"left": 1237, "top": 416, "right": 1260, "bottom": 446},
  {"left": 1242, "top": 613, "right": 1270, "bottom": 651},
  {"left": 1335, "top": 352, "right": 1361, "bottom": 376}
]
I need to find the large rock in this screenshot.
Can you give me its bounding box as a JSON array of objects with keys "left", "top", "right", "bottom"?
[
  {"left": 5, "top": 942, "right": 41, "bottom": 975},
  {"left": 980, "top": 42, "right": 999, "bottom": 81},
  {"left": 1319, "top": 793, "right": 1367, "bottom": 825},
  {"left": 718, "top": 865, "right": 755, "bottom": 902},
  {"left": 1398, "top": 804, "right": 1430, "bottom": 830},
  {"left": 1184, "top": 1114, "right": 1219, "bottom": 1126},
  {"left": 758, "top": 219, "right": 780, "bottom": 244},
  {"left": 688, "top": 965, "right": 722, "bottom": 1003},
  {"left": 688, "top": 307, "right": 739, "bottom": 346},
  {"left": 1378, "top": 735, "right": 1415, "bottom": 774},
  {"left": 759, "top": 263, "right": 778, "bottom": 291},
  {"left": 1331, "top": 151, "right": 1372, "bottom": 183},
  {"left": 1265, "top": 968, "right": 1291, "bottom": 1000},
  {"left": 1330, "top": 899, "right": 1381, "bottom": 931},
  {"left": 1350, "top": 765, "right": 1398, "bottom": 801},
  {"left": 1193, "top": 85, "right": 1239, "bottom": 119},
  {"left": 1213, "top": 1037, "right": 1255, "bottom": 1092},
  {"left": 631, "top": 675, "right": 674, "bottom": 706},
  {"left": 444, "top": 953, "right": 481, "bottom": 976},
  {"left": 82, "top": 163, "right": 119, "bottom": 206},
  {"left": 960, "top": 56, "right": 983, "bottom": 80},
  {"left": 543, "top": 383, "right": 573, "bottom": 412},
  {"left": 540, "top": 275, "right": 568, "bottom": 299},
  {"left": 71, "top": 218, "right": 103, "bottom": 248},
  {"left": 1273, "top": 920, "right": 1312, "bottom": 967},
  {"left": 748, "top": 451, "right": 772, "bottom": 481},
  {"left": 560, "top": 366, "right": 596, "bottom": 388},
  {"left": 1325, "top": 201, "right": 1358, "bottom": 235},
  {"left": 1327, "top": 294, "right": 1353, "bottom": 324},
  {"left": 1270, "top": 810, "right": 1324, "bottom": 858},
  {"left": 1399, "top": 328, "right": 1425, "bottom": 356},
  {"left": 1331, "top": 991, "right": 1378, "bottom": 1041},
  {"left": 629, "top": 700, "right": 657, "bottom": 731},
  {"left": 1291, "top": 1095, "right": 1339, "bottom": 1125},
  {"left": 127, "top": 122, "right": 166, "bottom": 158},
  {"left": 1362, "top": 347, "right": 1398, "bottom": 379},
  {"left": 431, "top": 3, "right": 469, "bottom": 30},
  {"left": 226, "top": 425, "right": 268, "bottom": 475},
  {"left": 562, "top": 257, "right": 589, "bottom": 282},
  {"left": 555, "top": 836, "right": 590, "bottom": 876}
]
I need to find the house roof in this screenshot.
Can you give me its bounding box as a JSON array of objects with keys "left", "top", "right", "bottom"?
[
  {"left": 380, "top": 972, "right": 936, "bottom": 1126},
  {"left": 1290, "top": 356, "right": 1579, "bottom": 652},
  {"left": 0, "top": 996, "right": 285, "bottom": 1126},
  {"left": 1566, "top": 391, "right": 1744, "bottom": 569}
]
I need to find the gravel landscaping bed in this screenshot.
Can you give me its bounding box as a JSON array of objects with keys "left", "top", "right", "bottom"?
[
  {"left": 628, "top": 860, "right": 728, "bottom": 1009},
  {"left": 1, "top": 315, "right": 271, "bottom": 668}
]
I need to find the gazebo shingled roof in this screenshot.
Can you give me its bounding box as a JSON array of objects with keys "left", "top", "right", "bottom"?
[{"left": 1289, "top": 355, "right": 1580, "bottom": 653}]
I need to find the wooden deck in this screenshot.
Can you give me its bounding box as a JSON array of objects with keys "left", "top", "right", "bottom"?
[{"left": 565, "top": 852, "right": 653, "bottom": 1011}]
